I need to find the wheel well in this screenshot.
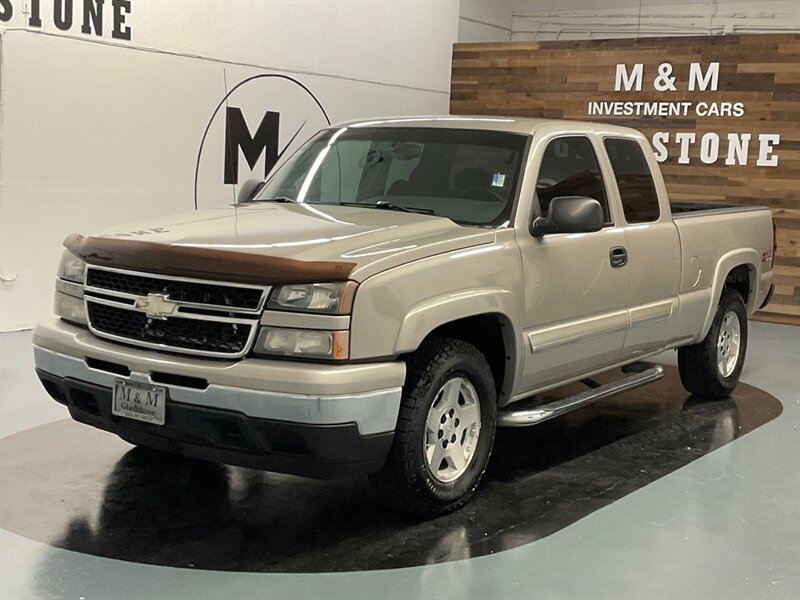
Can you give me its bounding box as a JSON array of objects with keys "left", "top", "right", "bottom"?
[
  {"left": 724, "top": 264, "right": 753, "bottom": 307},
  {"left": 424, "top": 314, "right": 513, "bottom": 405}
]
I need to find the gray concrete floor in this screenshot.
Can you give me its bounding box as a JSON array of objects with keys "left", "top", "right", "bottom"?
[{"left": 1, "top": 322, "right": 798, "bottom": 600}]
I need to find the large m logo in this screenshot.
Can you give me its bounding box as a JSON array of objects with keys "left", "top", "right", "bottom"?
[{"left": 223, "top": 107, "right": 280, "bottom": 185}]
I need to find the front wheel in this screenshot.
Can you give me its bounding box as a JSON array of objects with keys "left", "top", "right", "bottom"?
[
  {"left": 678, "top": 289, "right": 748, "bottom": 399},
  {"left": 371, "top": 337, "right": 497, "bottom": 515}
]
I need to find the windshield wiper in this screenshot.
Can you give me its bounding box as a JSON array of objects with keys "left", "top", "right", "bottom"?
[
  {"left": 246, "top": 196, "right": 298, "bottom": 204},
  {"left": 339, "top": 202, "right": 435, "bottom": 215}
]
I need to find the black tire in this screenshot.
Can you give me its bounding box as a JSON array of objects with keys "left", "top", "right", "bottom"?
[
  {"left": 678, "top": 289, "right": 748, "bottom": 399},
  {"left": 371, "top": 336, "right": 497, "bottom": 515}
]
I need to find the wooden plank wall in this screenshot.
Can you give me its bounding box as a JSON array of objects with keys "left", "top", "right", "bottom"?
[{"left": 451, "top": 34, "right": 800, "bottom": 325}]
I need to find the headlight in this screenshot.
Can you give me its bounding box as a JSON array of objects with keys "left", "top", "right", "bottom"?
[
  {"left": 54, "top": 291, "right": 87, "bottom": 325},
  {"left": 267, "top": 281, "right": 356, "bottom": 314},
  {"left": 255, "top": 327, "right": 349, "bottom": 360},
  {"left": 57, "top": 250, "right": 87, "bottom": 284}
]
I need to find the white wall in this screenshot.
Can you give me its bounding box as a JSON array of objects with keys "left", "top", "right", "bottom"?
[
  {"left": 0, "top": 0, "right": 460, "bottom": 331},
  {"left": 459, "top": 0, "right": 512, "bottom": 42},
  {"left": 511, "top": 0, "right": 800, "bottom": 40},
  {"left": 457, "top": 0, "right": 799, "bottom": 43}
]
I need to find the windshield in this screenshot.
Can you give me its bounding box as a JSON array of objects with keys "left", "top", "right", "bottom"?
[{"left": 253, "top": 127, "right": 528, "bottom": 227}]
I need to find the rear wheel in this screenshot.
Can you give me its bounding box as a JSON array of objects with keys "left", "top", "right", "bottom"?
[
  {"left": 678, "top": 289, "right": 748, "bottom": 399},
  {"left": 372, "top": 337, "right": 497, "bottom": 515}
]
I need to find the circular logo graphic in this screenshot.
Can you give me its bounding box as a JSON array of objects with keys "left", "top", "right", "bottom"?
[{"left": 194, "top": 73, "right": 331, "bottom": 209}]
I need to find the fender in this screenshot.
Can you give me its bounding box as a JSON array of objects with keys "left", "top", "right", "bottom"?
[
  {"left": 394, "top": 288, "right": 522, "bottom": 405},
  {"left": 697, "top": 249, "right": 760, "bottom": 341},
  {"left": 394, "top": 288, "right": 519, "bottom": 353}
]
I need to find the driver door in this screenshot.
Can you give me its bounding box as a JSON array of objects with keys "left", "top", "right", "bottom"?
[{"left": 516, "top": 135, "right": 630, "bottom": 394}]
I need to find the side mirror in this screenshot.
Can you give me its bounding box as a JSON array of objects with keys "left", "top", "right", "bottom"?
[
  {"left": 236, "top": 179, "right": 264, "bottom": 204},
  {"left": 532, "top": 196, "right": 604, "bottom": 237}
]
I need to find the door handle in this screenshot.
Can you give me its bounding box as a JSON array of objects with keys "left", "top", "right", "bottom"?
[{"left": 610, "top": 246, "right": 628, "bottom": 268}]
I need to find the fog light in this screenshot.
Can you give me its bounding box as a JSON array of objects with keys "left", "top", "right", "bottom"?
[
  {"left": 255, "top": 327, "right": 349, "bottom": 360},
  {"left": 54, "top": 291, "right": 87, "bottom": 325}
]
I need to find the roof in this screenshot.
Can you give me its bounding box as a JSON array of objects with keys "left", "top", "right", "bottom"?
[{"left": 327, "top": 115, "right": 645, "bottom": 137}]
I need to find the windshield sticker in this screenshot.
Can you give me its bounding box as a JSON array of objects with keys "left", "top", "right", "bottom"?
[{"left": 492, "top": 173, "right": 506, "bottom": 187}]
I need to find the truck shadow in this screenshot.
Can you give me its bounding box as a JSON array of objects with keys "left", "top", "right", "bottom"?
[{"left": 0, "top": 367, "right": 782, "bottom": 574}]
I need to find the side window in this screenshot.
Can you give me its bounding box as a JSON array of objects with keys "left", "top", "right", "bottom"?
[
  {"left": 604, "top": 138, "right": 661, "bottom": 223},
  {"left": 536, "top": 136, "right": 612, "bottom": 224}
]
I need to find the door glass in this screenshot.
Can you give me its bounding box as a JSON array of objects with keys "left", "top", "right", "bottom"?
[
  {"left": 604, "top": 138, "right": 661, "bottom": 223},
  {"left": 536, "top": 136, "right": 612, "bottom": 225}
]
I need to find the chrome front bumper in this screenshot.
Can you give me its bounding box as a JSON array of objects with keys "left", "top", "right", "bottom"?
[{"left": 33, "top": 319, "right": 405, "bottom": 436}]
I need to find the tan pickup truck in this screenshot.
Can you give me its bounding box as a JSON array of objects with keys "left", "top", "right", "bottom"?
[{"left": 33, "top": 116, "right": 775, "bottom": 514}]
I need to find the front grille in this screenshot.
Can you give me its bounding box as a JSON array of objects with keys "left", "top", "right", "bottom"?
[
  {"left": 84, "top": 266, "right": 268, "bottom": 358},
  {"left": 86, "top": 269, "right": 263, "bottom": 310},
  {"left": 88, "top": 303, "right": 253, "bottom": 355}
]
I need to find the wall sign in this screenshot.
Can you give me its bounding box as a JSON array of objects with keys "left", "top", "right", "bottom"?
[
  {"left": 450, "top": 34, "right": 800, "bottom": 325},
  {"left": 0, "top": 0, "right": 132, "bottom": 40},
  {"left": 194, "top": 73, "right": 330, "bottom": 210},
  {"left": 585, "top": 61, "right": 782, "bottom": 167},
  {"left": 223, "top": 108, "right": 280, "bottom": 185}
]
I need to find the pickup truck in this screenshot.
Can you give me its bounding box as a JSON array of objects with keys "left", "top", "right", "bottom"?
[{"left": 33, "top": 116, "right": 775, "bottom": 515}]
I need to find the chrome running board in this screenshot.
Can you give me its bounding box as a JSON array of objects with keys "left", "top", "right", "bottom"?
[{"left": 497, "top": 363, "right": 665, "bottom": 427}]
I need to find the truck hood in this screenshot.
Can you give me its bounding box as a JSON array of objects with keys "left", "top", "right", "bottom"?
[{"left": 96, "top": 203, "right": 496, "bottom": 281}]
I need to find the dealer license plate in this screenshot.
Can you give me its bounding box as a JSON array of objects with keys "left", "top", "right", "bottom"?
[{"left": 112, "top": 380, "right": 167, "bottom": 426}]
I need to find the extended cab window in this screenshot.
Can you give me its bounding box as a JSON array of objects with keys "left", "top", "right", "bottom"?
[
  {"left": 604, "top": 138, "right": 660, "bottom": 223},
  {"left": 536, "top": 136, "right": 611, "bottom": 225},
  {"left": 256, "top": 127, "right": 528, "bottom": 227}
]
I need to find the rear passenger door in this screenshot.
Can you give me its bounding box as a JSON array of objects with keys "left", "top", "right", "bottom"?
[
  {"left": 517, "top": 135, "right": 630, "bottom": 392},
  {"left": 602, "top": 137, "right": 681, "bottom": 358}
]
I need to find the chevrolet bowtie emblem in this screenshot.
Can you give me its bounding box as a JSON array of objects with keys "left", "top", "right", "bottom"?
[{"left": 135, "top": 293, "right": 178, "bottom": 319}]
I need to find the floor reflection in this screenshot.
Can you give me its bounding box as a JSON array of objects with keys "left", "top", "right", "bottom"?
[{"left": 0, "top": 366, "right": 782, "bottom": 572}]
